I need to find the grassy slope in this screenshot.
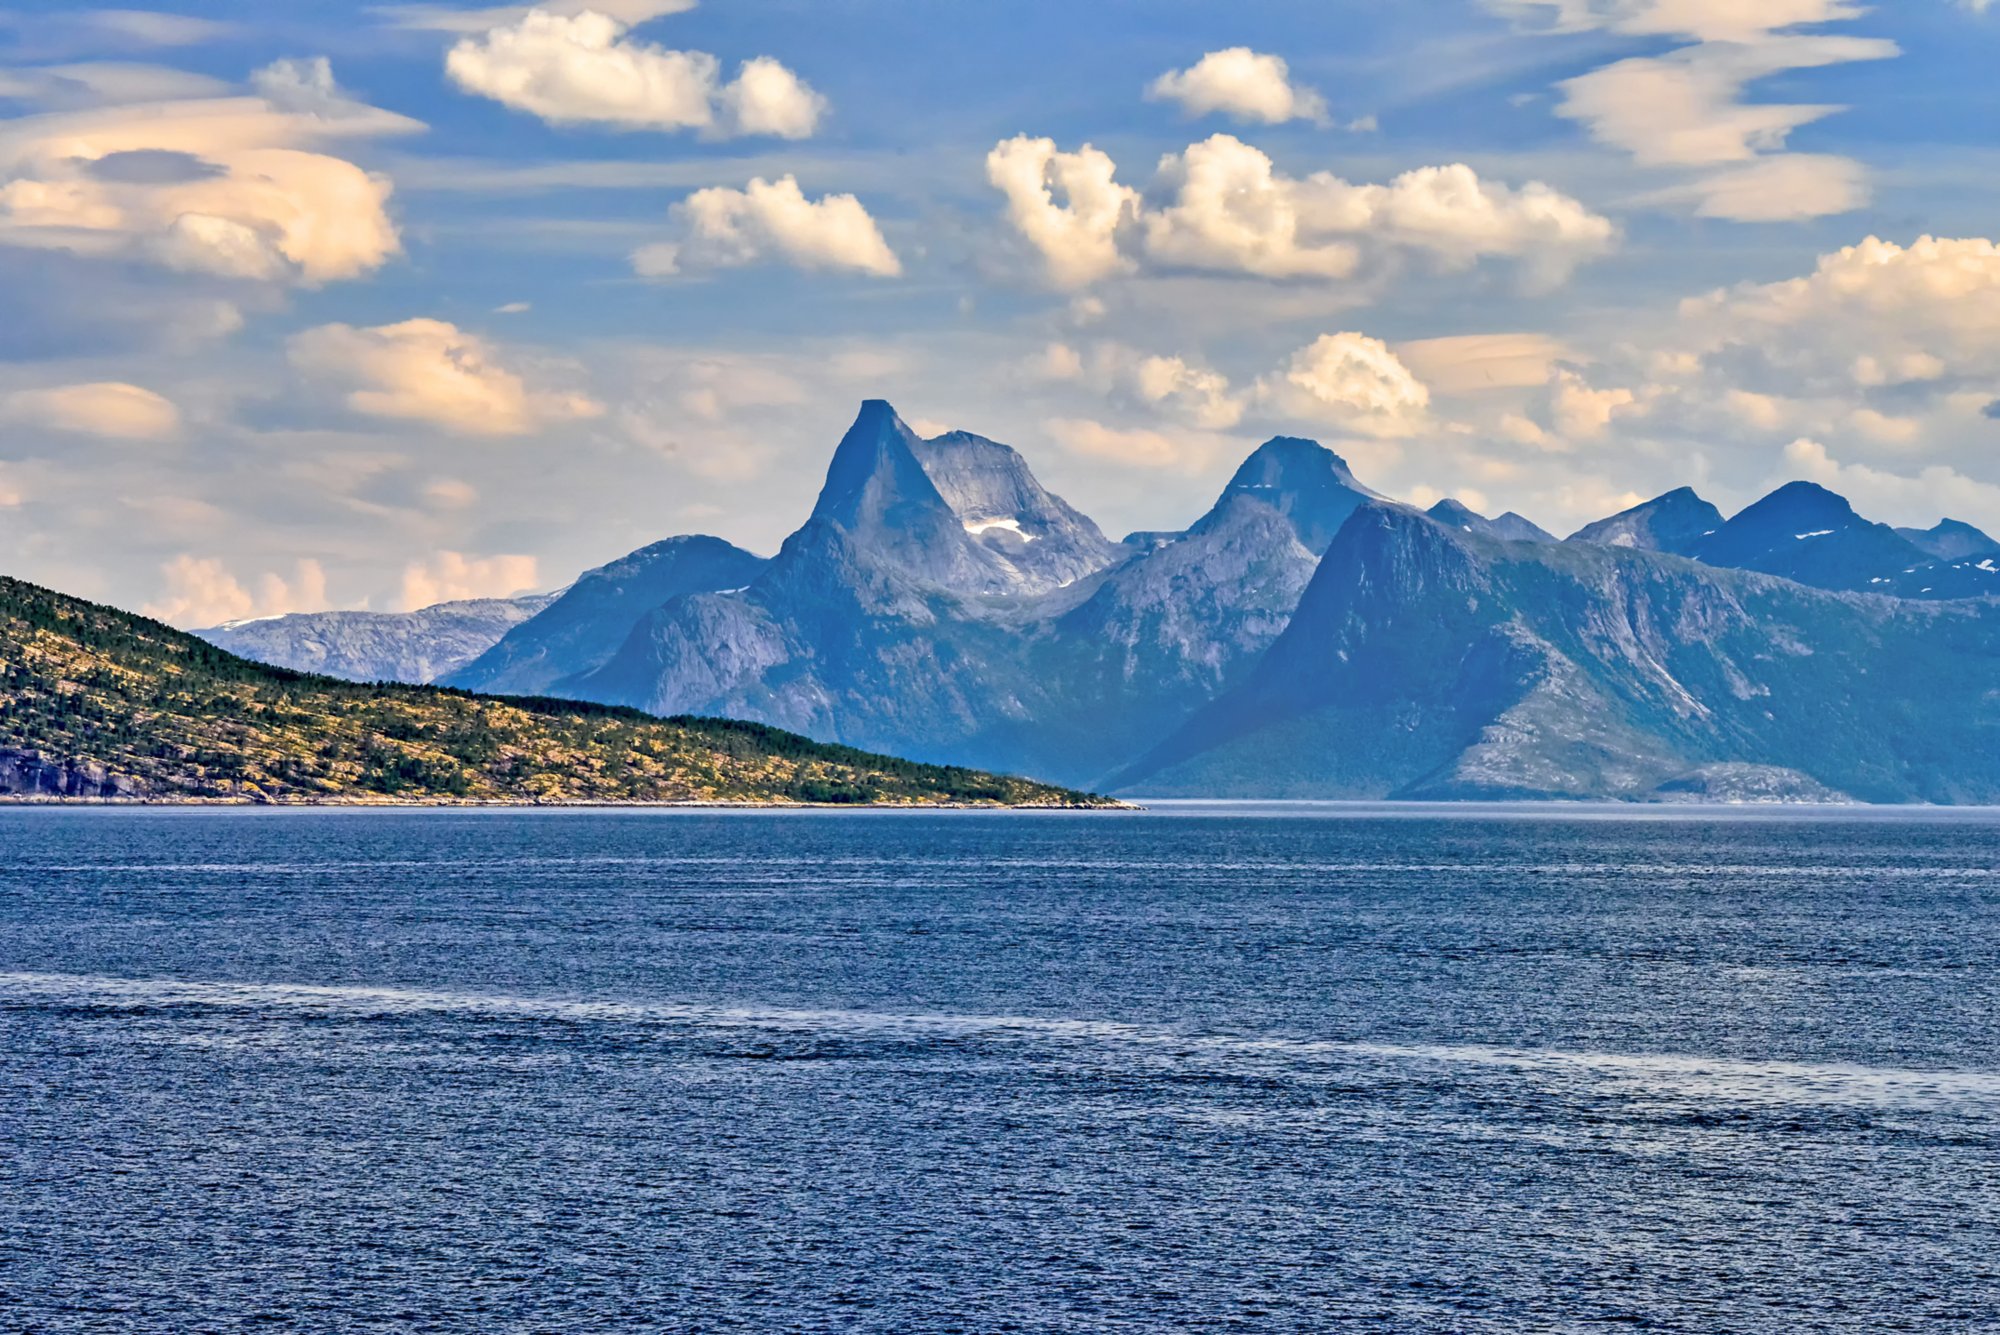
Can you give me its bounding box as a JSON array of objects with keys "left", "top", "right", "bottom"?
[{"left": 0, "top": 576, "right": 1113, "bottom": 806}]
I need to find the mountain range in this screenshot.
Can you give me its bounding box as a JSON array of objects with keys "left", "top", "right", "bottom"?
[{"left": 191, "top": 399, "right": 2000, "bottom": 802}]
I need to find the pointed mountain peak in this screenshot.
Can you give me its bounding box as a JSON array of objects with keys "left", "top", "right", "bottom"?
[
  {"left": 1192, "top": 435, "right": 1381, "bottom": 555},
  {"left": 1568, "top": 486, "right": 1725, "bottom": 555},
  {"left": 810, "top": 399, "right": 947, "bottom": 530}
]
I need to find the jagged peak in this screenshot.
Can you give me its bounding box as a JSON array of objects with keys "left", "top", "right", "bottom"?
[{"left": 809, "top": 399, "right": 951, "bottom": 531}]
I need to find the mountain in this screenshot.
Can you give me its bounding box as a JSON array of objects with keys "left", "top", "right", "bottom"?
[
  {"left": 1681, "top": 481, "right": 2000, "bottom": 599},
  {"left": 442, "top": 535, "right": 768, "bottom": 696},
  {"left": 1426, "top": 498, "right": 1556, "bottom": 544},
  {"left": 197, "top": 594, "right": 555, "bottom": 684},
  {"left": 563, "top": 413, "right": 1375, "bottom": 786},
  {"left": 1567, "top": 487, "right": 1723, "bottom": 554},
  {"left": 1194, "top": 436, "right": 1379, "bottom": 554},
  {"left": 1113, "top": 503, "right": 2000, "bottom": 802},
  {"left": 911, "top": 429, "right": 1124, "bottom": 590},
  {"left": 0, "top": 574, "right": 1108, "bottom": 806},
  {"left": 1898, "top": 519, "right": 1999, "bottom": 561}
]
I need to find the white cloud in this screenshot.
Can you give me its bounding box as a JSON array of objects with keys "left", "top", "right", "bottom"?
[
  {"left": 632, "top": 175, "right": 900, "bottom": 278},
  {"left": 1131, "top": 354, "right": 1244, "bottom": 429},
  {"left": 1548, "top": 368, "right": 1641, "bottom": 439},
  {"left": 1657, "top": 153, "right": 1869, "bottom": 222},
  {"left": 380, "top": 0, "right": 697, "bottom": 33},
  {"left": 2, "top": 381, "right": 181, "bottom": 440},
  {"left": 1395, "top": 333, "right": 1572, "bottom": 393},
  {"left": 398, "top": 550, "right": 539, "bottom": 610},
  {"left": 716, "top": 56, "right": 827, "bottom": 139},
  {"left": 143, "top": 555, "right": 330, "bottom": 628},
  {"left": 0, "top": 59, "right": 417, "bottom": 285},
  {"left": 0, "top": 463, "right": 22, "bottom": 508},
  {"left": 288, "top": 317, "right": 604, "bottom": 435},
  {"left": 1485, "top": 1, "right": 1866, "bottom": 42},
  {"left": 1679, "top": 236, "right": 2000, "bottom": 387},
  {"left": 1146, "top": 48, "right": 1330, "bottom": 126},
  {"left": 1045, "top": 417, "right": 1218, "bottom": 473},
  {"left": 986, "top": 135, "right": 1139, "bottom": 288},
  {"left": 1262, "top": 332, "right": 1432, "bottom": 438},
  {"left": 445, "top": 9, "right": 823, "bottom": 137},
  {"left": 991, "top": 133, "right": 1614, "bottom": 290},
  {"left": 1510, "top": 2, "right": 1897, "bottom": 223}
]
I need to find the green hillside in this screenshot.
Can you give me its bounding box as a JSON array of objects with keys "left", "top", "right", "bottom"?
[{"left": 0, "top": 576, "right": 1115, "bottom": 807}]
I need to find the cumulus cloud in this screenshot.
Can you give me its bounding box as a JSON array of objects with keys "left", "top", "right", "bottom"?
[
  {"left": 0, "top": 58, "right": 417, "bottom": 285},
  {"left": 1548, "top": 368, "right": 1642, "bottom": 439},
  {"left": 1146, "top": 48, "right": 1330, "bottom": 126},
  {"left": 990, "top": 133, "right": 1614, "bottom": 289},
  {"left": 398, "top": 550, "right": 540, "bottom": 610},
  {"left": 381, "top": 0, "right": 696, "bottom": 32},
  {"left": 986, "top": 136, "right": 1139, "bottom": 288},
  {"left": 143, "top": 555, "right": 330, "bottom": 628},
  {"left": 1502, "top": 1, "right": 1897, "bottom": 222},
  {"left": 632, "top": 175, "right": 900, "bottom": 278},
  {"left": 1678, "top": 235, "right": 2000, "bottom": 388},
  {"left": 287, "top": 318, "right": 603, "bottom": 435},
  {"left": 1130, "top": 354, "right": 1244, "bottom": 429},
  {"left": 2, "top": 381, "right": 181, "bottom": 440},
  {"left": 445, "top": 9, "right": 824, "bottom": 137},
  {"left": 1261, "top": 332, "right": 1432, "bottom": 437}
]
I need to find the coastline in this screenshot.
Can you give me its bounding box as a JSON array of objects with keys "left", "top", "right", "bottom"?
[{"left": 0, "top": 794, "right": 1139, "bottom": 811}]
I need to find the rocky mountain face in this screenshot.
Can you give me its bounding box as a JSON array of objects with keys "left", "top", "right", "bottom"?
[
  {"left": 1567, "top": 487, "right": 1723, "bottom": 554},
  {"left": 1115, "top": 503, "right": 2000, "bottom": 802},
  {"left": 561, "top": 412, "right": 1382, "bottom": 785},
  {"left": 183, "top": 397, "right": 2000, "bottom": 802},
  {"left": 1427, "top": 498, "right": 1556, "bottom": 544},
  {"left": 443, "top": 535, "right": 767, "bottom": 696},
  {"left": 911, "top": 428, "right": 1124, "bottom": 591},
  {"left": 197, "top": 594, "right": 556, "bottom": 685}
]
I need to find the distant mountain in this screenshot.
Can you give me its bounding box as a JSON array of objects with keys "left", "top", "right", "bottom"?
[
  {"left": 0, "top": 575, "right": 1110, "bottom": 806},
  {"left": 1113, "top": 504, "right": 2000, "bottom": 802},
  {"left": 443, "top": 536, "right": 768, "bottom": 696},
  {"left": 1426, "top": 498, "right": 1556, "bottom": 544},
  {"left": 1678, "top": 481, "right": 2000, "bottom": 599},
  {"left": 1568, "top": 487, "right": 1723, "bottom": 554},
  {"left": 559, "top": 408, "right": 1374, "bottom": 785},
  {"left": 1196, "top": 436, "right": 1380, "bottom": 554},
  {"left": 1898, "top": 519, "right": 1998, "bottom": 561},
  {"left": 197, "top": 594, "right": 555, "bottom": 684},
  {"left": 165, "top": 398, "right": 2000, "bottom": 802}
]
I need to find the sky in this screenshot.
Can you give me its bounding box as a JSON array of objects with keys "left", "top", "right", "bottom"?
[{"left": 0, "top": 0, "right": 1996, "bottom": 626}]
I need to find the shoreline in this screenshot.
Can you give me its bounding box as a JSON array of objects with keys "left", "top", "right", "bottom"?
[{"left": 0, "top": 795, "right": 1140, "bottom": 811}]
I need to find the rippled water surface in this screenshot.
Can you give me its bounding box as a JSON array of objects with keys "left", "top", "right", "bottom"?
[{"left": 3, "top": 805, "right": 1997, "bottom": 1332}]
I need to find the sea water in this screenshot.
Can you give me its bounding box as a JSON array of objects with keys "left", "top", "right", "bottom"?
[{"left": 2, "top": 805, "right": 1995, "bottom": 1332}]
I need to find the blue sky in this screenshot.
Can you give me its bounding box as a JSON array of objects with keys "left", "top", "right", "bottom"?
[{"left": 0, "top": 0, "right": 1995, "bottom": 624}]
